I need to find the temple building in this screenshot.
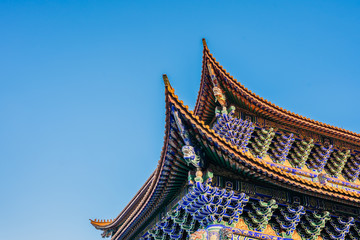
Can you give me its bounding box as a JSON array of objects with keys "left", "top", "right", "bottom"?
[{"left": 90, "top": 39, "right": 360, "bottom": 240}]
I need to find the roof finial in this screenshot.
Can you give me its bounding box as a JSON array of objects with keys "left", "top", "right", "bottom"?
[
  {"left": 202, "top": 38, "right": 208, "bottom": 49},
  {"left": 163, "top": 74, "right": 174, "bottom": 93},
  {"left": 163, "top": 74, "right": 170, "bottom": 87}
]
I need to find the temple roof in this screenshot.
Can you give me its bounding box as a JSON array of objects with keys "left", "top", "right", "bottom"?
[{"left": 91, "top": 41, "right": 360, "bottom": 240}]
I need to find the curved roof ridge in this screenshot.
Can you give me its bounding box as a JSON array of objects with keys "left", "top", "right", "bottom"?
[
  {"left": 90, "top": 172, "right": 155, "bottom": 229},
  {"left": 110, "top": 76, "right": 191, "bottom": 240},
  {"left": 202, "top": 41, "right": 360, "bottom": 141},
  {"left": 91, "top": 76, "right": 177, "bottom": 237},
  {"left": 194, "top": 40, "right": 209, "bottom": 116},
  {"left": 111, "top": 161, "right": 162, "bottom": 240}
]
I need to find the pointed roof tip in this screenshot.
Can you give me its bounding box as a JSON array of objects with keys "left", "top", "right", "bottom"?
[
  {"left": 202, "top": 38, "right": 208, "bottom": 48},
  {"left": 163, "top": 74, "right": 174, "bottom": 93},
  {"left": 163, "top": 74, "right": 170, "bottom": 87},
  {"left": 163, "top": 74, "right": 172, "bottom": 88}
]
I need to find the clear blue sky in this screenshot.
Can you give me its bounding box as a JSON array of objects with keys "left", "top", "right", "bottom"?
[{"left": 1, "top": 1, "right": 360, "bottom": 239}]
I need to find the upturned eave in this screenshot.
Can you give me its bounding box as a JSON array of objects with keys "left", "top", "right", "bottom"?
[{"left": 195, "top": 39, "right": 360, "bottom": 145}]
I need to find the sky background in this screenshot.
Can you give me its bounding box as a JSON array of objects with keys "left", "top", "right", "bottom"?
[{"left": 1, "top": 1, "right": 360, "bottom": 240}]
